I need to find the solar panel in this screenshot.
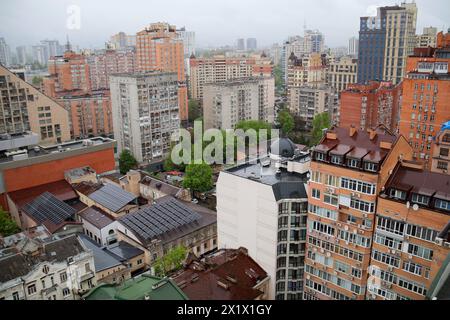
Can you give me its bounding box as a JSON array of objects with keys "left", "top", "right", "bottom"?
[
  {"left": 23, "top": 192, "right": 76, "bottom": 225},
  {"left": 119, "top": 197, "right": 203, "bottom": 242},
  {"left": 89, "top": 183, "right": 136, "bottom": 213}
]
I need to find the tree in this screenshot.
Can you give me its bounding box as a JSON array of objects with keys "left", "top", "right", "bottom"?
[
  {"left": 235, "top": 120, "right": 272, "bottom": 141},
  {"left": 277, "top": 109, "right": 295, "bottom": 136},
  {"left": 119, "top": 150, "right": 138, "bottom": 174},
  {"left": 182, "top": 163, "right": 213, "bottom": 193},
  {"left": 0, "top": 208, "right": 20, "bottom": 237},
  {"left": 311, "top": 112, "right": 331, "bottom": 146},
  {"left": 153, "top": 246, "right": 187, "bottom": 277},
  {"left": 188, "top": 100, "right": 201, "bottom": 122},
  {"left": 32, "top": 76, "right": 43, "bottom": 87},
  {"left": 273, "top": 65, "right": 283, "bottom": 90}
]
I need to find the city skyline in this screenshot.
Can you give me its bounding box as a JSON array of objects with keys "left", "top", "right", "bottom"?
[{"left": 1, "top": 0, "right": 448, "bottom": 49}]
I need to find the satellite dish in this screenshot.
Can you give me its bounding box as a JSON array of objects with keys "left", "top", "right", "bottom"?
[{"left": 412, "top": 204, "right": 419, "bottom": 211}]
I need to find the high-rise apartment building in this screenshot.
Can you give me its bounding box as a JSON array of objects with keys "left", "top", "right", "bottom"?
[
  {"left": 109, "top": 72, "right": 180, "bottom": 163},
  {"left": 217, "top": 138, "right": 311, "bottom": 300},
  {"left": 203, "top": 77, "right": 275, "bottom": 130},
  {"left": 40, "top": 40, "right": 63, "bottom": 59},
  {"left": 430, "top": 122, "right": 450, "bottom": 174},
  {"left": 327, "top": 56, "right": 358, "bottom": 94},
  {"left": 247, "top": 38, "right": 257, "bottom": 51},
  {"left": 416, "top": 27, "right": 438, "bottom": 48},
  {"left": 288, "top": 85, "right": 337, "bottom": 131},
  {"left": 304, "top": 126, "right": 413, "bottom": 300},
  {"left": 177, "top": 27, "right": 196, "bottom": 57},
  {"left": 304, "top": 30, "right": 324, "bottom": 54},
  {"left": 109, "top": 32, "right": 136, "bottom": 50},
  {"left": 398, "top": 42, "right": 450, "bottom": 167},
  {"left": 87, "top": 48, "right": 136, "bottom": 91},
  {"left": 270, "top": 43, "right": 282, "bottom": 66},
  {"left": 43, "top": 50, "right": 91, "bottom": 96},
  {"left": 0, "top": 64, "right": 71, "bottom": 144},
  {"left": 136, "top": 22, "right": 188, "bottom": 121},
  {"left": 237, "top": 38, "right": 245, "bottom": 51},
  {"left": 286, "top": 53, "right": 328, "bottom": 91},
  {"left": 339, "top": 81, "right": 401, "bottom": 132},
  {"left": 358, "top": 3, "right": 417, "bottom": 85},
  {"left": 189, "top": 54, "right": 273, "bottom": 101},
  {"left": 281, "top": 36, "right": 305, "bottom": 84},
  {"left": 16, "top": 46, "right": 29, "bottom": 66},
  {"left": 0, "top": 37, "right": 11, "bottom": 67},
  {"left": 348, "top": 37, "right": 359, "bottom": 57},
  {"left": 368, "top": 163, "right": 450, "bottom": 300}
]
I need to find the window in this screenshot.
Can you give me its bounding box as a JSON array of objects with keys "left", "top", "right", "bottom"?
[
  {"left": 435, "top": 199, "right": 450, "bottom": 211},
  {"left": 339, "top": 230, "right": 371, "bottom": 247},
  {"left": 403, "top": 261, "right": 423, "bottom": 276},
  {"left": 326, "top": 174, "right": 339, "bottom": 187},
  {"left": 364, "top": 161, "right": 378, "bottom": 172},
  {"left": 341, "top": 178, "right": 376, "bottom": 195},
  {"left": 389, "top": 188, "right": 407, "bottom": 200},
  {"left": 347, "top": 215, "right": 357, "bottom": 224},
  {"left": 60, "top": 272, "right": 67, "bottom": 282},
  {"left": 350, "top": 198, "right": 375, "bottom": 213},
  {"left": 85, "top": 263, "right": 91, "bottom": 272},
  {"left": 347, "top": 158, "right": 359, "bottom": 168},
  {"left": 27, "top": 284, "right": 36, "bottom": 295},
  {"left": 62, "top": 288, "right": 70, "bottom": 297},
  {"left": 437, "top": 161, "right": 448, "bottom": 170},
  {"left": 406, "top": 224, "right": 438, "bottom": 242},
  {"left": 324, "top": 193, "right": 339, "bottom": 206},
  {"left": 439, "top": 148, "right": 449, "bottom": 157},
  {"left": 315, "top": 152, "right": 326, "bottom": 162},
  {"left": 310, "top": 221, "right": 335, "bottom": 236},
  {"left": 374, "top": 233, "right": 402, "bottom": 250},
  {"left": 311, "top": 171, "right": 322, "bottom": 183},
  {"left": 411, "top": 193, "right": 429, "bottom": 206},
  {"left": 377, "top": 216, "right": 405, "bottom": 235},
  {"left": 331, "top": 155, "right": 343, "bottom": 165},
  {"left": 12, "top": 292, "right": 19, "bottom": 300},
  {"left": 372, "top": 250, "right": 400, "bottom": 267},
  {"left": 311, "top": 189, "right": 321, "bottom": 199},
  {"left": 308, "top": 204, "right": 338, "bottom": 220},
  {"left": 407, "top": 243, "right": 433, "bottom": 260}
]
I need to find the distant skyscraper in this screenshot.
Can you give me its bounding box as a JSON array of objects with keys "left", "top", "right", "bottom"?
[
  {"left": 0, "top": 38, "right": 11, "bottom": 67},
  {"left": 41, "top": 40, "right": 63, "bottom": 58},
  {"left": 348, "top": 36, "right": 359, "bottom": 56},
  {"left": 109, "top": 32, "right": 136, "bottom": 49},
  {"left": 16, "top": 46, "right": 29, "bottom": 65},
  {"left": 177, "top": 27, "right": 196, "bottom": 57},
  {"left": 247, "top": 38, "right": 257, "bottom": 51},
  {"left": 237, "top": 38, "right": 245, "bottom": 51},
  {"left": 32, "top": 45, "right": 48, "bottom": 66},
  {"left": 304, "top": 30, "right": 324, "bottom": 53},
  {"left": 358, "top": 3, "right": 417, "bottom": 84}
]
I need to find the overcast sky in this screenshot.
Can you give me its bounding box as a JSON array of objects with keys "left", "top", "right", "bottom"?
[{"left": 1, "top": 0, "right": 449, "bottom": 49}]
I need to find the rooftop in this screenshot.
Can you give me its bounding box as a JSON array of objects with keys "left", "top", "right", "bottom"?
[
  {"left": 106, "top": 241, "right": 144, "bottom": 261},
  {"left": 78, "top": 206, "right": 115, "bottom": 229},
  {"left": 64, "top": 166, "right": 96, "bottom": 180},
  {"left": 118, "top": 196, "right": 216, "bottom": 246},
  {"left": 172, "top": 248, "right": 268, "bottom": 300},
  {"left": 83, "top": 272, "right": 188, "bottom": 300},
  {"left": 79, "top": 235, "right": 123, "bottom": 272},
  {"left": 139, "top": 173, "right": 182, "bottom": 197}
]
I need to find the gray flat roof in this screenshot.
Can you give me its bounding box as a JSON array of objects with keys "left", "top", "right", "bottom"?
[
  {"left": 79, "top": 235, "right": 123, "bottom": 272},
  {"left": 89, "top": 183, "right": 137, "bottom": 213}
]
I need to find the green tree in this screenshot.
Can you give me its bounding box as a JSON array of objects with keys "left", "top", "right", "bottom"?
[
  {"left": 153, "top": 246, "right": 187, "bottom": 277},
  {"left": 188, "top": 100, "right": 201, "bottom": 122},
  {"left": 273, "top": 65, "right": 283, "bottom": 90},
  {"left": 32, "top": 76, "right": 43, "bottom": 87},
  {"left": 277, "top": 109, "right": 295, "bottom": 135},
  {"left": 182, "top": 163, "right": 213, "bottom": 193},
  {"left": 311, "top": 112, "right": 331, "bottom": 146},
  {"left": 0, "top": 208, "right": 20, "bottom": 237},
  {"left": 119, "top": 150, "right": 138, "bottom": 174},
  {"left": 235, "top": 120, "right": 272, "bottom": 141}
]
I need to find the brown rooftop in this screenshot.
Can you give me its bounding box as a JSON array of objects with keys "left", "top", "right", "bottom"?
[
  {"left": 72, "top": 181, "right": 103, "bottom": 196},
  {"left": 78, "top": 206, "right": 115, "bottom": 229}
]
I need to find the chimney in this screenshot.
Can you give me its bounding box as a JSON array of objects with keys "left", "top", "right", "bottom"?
[
  {"left": 368, "top": 128, "right": 377, "bottom": 140},
  {"left": 349, "top": 125, "right": 357, "bottom": 137}
]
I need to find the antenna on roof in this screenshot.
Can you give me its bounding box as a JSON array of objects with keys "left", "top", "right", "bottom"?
[{"left": 65, "top": 35, "right": 72, "bottom": 52}]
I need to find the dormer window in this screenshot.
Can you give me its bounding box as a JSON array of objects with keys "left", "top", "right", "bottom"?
[
  {"left": 364, "top": 161, "right": 378, "bottom": 172},
  {"left": 411, "top": 193, "right": 430, "bottom": 206},
  {"left": 435, "top": 199, "right": 450, "bottom": 212},
  {"left": 389, "top": 188, "right": 407, "bottom": 201},
  {"left": 347, "top": 158, "right": 360, "bottom": 168},
  {"left": 315, "top": 152, "right": 326, "bottom": 162},
  {"left": 331, "top": 155, "right": 343, "bottom": 165}
]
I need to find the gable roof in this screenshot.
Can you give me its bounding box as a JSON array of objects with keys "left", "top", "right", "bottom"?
[
  {"left": 78, "top": 235, "right": 123, "bottom": 272},
  {"left": 89, "top": 183, "right": 137, "bottom": 213}
]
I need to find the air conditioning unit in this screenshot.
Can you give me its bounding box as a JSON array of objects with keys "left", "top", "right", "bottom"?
[
  {"left": 391, "top": 250, "right": 396, "bottom": 255},
  {"left": 386, "top": 284, "right": 392, "bottom": 289},
  {"left": 408, "top": 254, "right": 413, "bottom": 259},
  {"left": 388, "top": 266, "right": 394, "bottom": 271}
]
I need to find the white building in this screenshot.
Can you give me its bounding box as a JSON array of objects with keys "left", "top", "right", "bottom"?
[
  {"left": 203, "top": 77, "right": 275, "bottom": 130},
  {"left": 416, "top": 26, "right": 437, "bottom": 48},
  {"left": 177, "top": 27, "right": 196, "bottom": 57},
  {"left": 217, "top": 138, "right": 311, "bottom": 300},
  {"left": 110, "top": 72, "right": 180, "bottom": 163},
  {"left": 0, "top": 234, "right": 96, "bottom": 300},
  {"left": 0, "top": 38, "right": 11, "bottom": 67},
  {"left": 348, "top": 37, "right": 359, "bottom": 57}
]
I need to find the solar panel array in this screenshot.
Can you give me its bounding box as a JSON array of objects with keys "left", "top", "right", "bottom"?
[
  {"left": 119, "top": 198, "right": 202, "bottom": 241},
  {"left": 22, "top": 192, "right": 76, "bottom": 225},
  {"left": 89, "top": 183, "right": 136, "bottom": 213}
]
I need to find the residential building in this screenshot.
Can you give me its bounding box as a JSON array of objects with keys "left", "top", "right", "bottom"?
[
  {"left": 270, "top": 43, "right": 281, "bottom": 66},
  {"left": 237, "top": 39, "right": 245, "bottom": 51},
  {"left": 348, "top": 37, "right": 359, "bottom": 57},
  {"left": 15, "top": 46, "right": 29, "bottom": 66},
  {"left": 368, "top": 163, "right": 450, "bottom": 300},
  {"left": 43, "top": 50, "right": 91, "bottom": 97},
  {"left": 339, "top": 81, "right": 401, "bottom": 132},
  {"left": 109, "top": 32, "right": 136, "bottom": 50},
  {"left": 109, "top": 72, "right": 180, "bottom": 164},
  {"left": 431, "top": 121, "right": 450, "bottom": 174},
  {"left": 286, "top": 53, "right": 328, "bottom": 91},
  {"left": 58, "top": 90, "right": 113, "bottom": 139},
  {"left": 203, "top": 77, "right": 275, "bottom": 130},
  {"left": 0, "top": 64, "right": 71, "bottom": 144},
  {"left": 0, "top": 136, "right": 116, "bottom": 211},
  {"left": 304, "top": 126, "right": 413, "bottom": 300},
  {"left": 77, "top": 206, "right": 117, "bottom": 246},
  {"left": 0, "top": 38, "right": 11, "bottom": 67},
  {"left": 247, "top": 38, "right": 257, "bottom": 51},
  {"left": 172, "top": 247, "right": 270, "bottom": 300},
  {"left": 398, "top": 43, "right": 450, "bottom": 167},
  {"left": 0, "top": 234, "right": 96, "bottom": 300},
  {"left": 327, "top": 56, "right": 358, "bottom": 94},
  {"left": 426, "top": 223, "right": 450, "bottom": 300},
  {"left": 217, "top": 138, "right": 311, "bottom": 300},
  {"left": 40, "top": 40, "right": 63, "bottom": 59},
  {"left": 416, "top": 27, "right": 438, "bottom": 48},
  {"left": 304, "top": 30, "right": 325, "bottom": 54},
  {"left": 83, "top": 272, "right": 187, "bottom": 300},
  {"left": 116, "top": 196, "right": 217, "bottom": 266},
  {"left": 32, "top": 45, "right": 48, "bottom": 66},
  {"left": 136, "top": 22, "right": 188, "bottom": 121},
  {"left": 288, "top": 85, "right": 337, "bottom": 130},
  {"left": 177, "top": 27, "right": 196, "bottom": 57},
  {"left": 189, "top": 54, "right": 273, "bottom": 101},
  {"left": 358, "top": 3, "right": 417, "bottom": 84},
  {"left": 281, "top": 36, "right": 305, "bottom": 84}
]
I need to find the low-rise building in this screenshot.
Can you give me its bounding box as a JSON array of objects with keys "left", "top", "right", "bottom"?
[
  {"left": 77, "top": 206, "right": 117, "bottom": 246},
  {"left": 172, "top": 247, "right": 270, "bottom": 300},
  {"left": 430, "top": 121, "right": 450, "bottom": 175}
]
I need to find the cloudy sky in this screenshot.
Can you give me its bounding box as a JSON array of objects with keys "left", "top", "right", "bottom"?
[{"left": 1, "top": 0, "right": 448, "bottom": 49}]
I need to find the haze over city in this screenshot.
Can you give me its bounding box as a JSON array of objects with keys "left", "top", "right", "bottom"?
[{"left": 1, "top": 0, "right": 448, "bottom": 48}]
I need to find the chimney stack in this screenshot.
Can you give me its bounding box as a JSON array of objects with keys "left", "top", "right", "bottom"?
[{"left": 349, "top": 125, "right": 357, "bottom": 137}]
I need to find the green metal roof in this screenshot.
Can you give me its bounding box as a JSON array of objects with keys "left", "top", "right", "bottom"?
[{"left": 83, "top": 273, "right": 188, "bottom": 300}]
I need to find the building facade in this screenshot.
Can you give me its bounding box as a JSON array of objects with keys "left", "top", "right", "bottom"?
[
  {"left": 0, "top": 64, "right": 71, "bottom": 144},
  {"left": 327, "top": 56, "right": 358, "bottom": 94},
  {"left": 286, "top": 53, "right": 328, "bottom": 91},
  {"left": 136, "top": 22, "right": 188, "bottom": 121},
  {"left": 0, "top": 38, "right": 11, "bottom": 67},
  {"left": 110, "top": 72, "right": 179, "bottom": 163},
  {"left": 348, "top": 37, "right": 359, "bottom": 57},
  {"left": 416, "top": 27, "right": 438, "bottom": 48},
  {"left": 339, "top": 81, "right": 401, "bottom": 132},
  {"left": 430, "top": 122, "right": 450, "bottom": 174},
  {"left": 203, "top": 77, "right": 275, "bottom": 130}
]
